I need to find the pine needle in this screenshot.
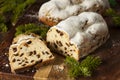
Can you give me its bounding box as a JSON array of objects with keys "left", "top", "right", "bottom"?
[
  {"left": 15, "top": 23, "right": 49, "bottom": 38},
  {"left": 65, "top": 56, "right": 102, "bottom": 78},
  {"left": 0, "top": 0, "right": 36, "bottom": 25},
  {"left": 106, "top": 8, "right": 120, "bottom": 26}
]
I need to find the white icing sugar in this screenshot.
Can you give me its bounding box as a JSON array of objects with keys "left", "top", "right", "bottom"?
[
  {"left": 39, "top": 0, "right": 110, "bottom": 22},
  {"left": 55, "top": 12, "right": 109, "bottom": 48},
  {"left": 17, "top": 35, "right": 35, "bottom": 43}
]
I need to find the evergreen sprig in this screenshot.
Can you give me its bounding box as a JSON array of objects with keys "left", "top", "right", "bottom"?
[
  {"left": 0, "top": 14, "right": 7, "bottom": 33},
  {"left": 106, "top": 8, "right": 120, "bottom": 26},
  {"left": 65, "top": 56, "right": 102, "bottom": 78},
  {"left": 15, "top": 23, "right": 49, "bottom": 38},
  {"left": 109, "top": 0, "right": 118, "bottom": 7},
  {"left": 0, "top": 0, "right": 35, "bottom": 25},
  {"left": 0, "top": 23, "right": 7, "bottom": 33}
]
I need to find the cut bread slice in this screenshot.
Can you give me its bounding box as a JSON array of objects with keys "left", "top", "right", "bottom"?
[
  {"left": 46, "top": 12, "right": 109, "bottom": 60},
  {"left": 9, "top": 34, "right": 54, "bottom": 73}
]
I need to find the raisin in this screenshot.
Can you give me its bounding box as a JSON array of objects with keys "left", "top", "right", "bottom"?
[
  {"left": 64, "top": 47, "right": 67, "bottom": 50},
  {"left": 13, "top": 42, "right": 17, "bottom": 44},
  {"left": 34, "top": 51, "right": 36, "bottom": 55},
  {"left": 81, "top": 27, "right": 84, "bottom": 30},
  {"left": 20, "top": 53, "right": 24, "bottom": 57},
  {"left": 18, "top": 62, "right": 22, "bottom": 65},
  {"left": 17, "top": 59, "right": 20, "bottom": 61},
  {"left": 25, "top": 57, "right": 28, "bottom": 60},
  {"left": 39, "top": 37, "right": 44, "bottom": 41},
  {"left": 54, "top": 43, "right": 58, "bottom": 48},
  {"left": 66, "top": 43, "right": 70, "bottom": 47},
  {"left": 37, "top": 54, "right": 40, "bottom": 58},
  {"left": 56, "top": 29, "right": 61, "bottom": 33},
  {"left": 49, "top": 55, "right": 53, "bottom": 58},
  {"left": 65, "top": 52, "right": 67, "bottom": 54},
  {"left": 56, "top": 40, "right": 59, "bottom": 44},
  {"left": 25, "top": 61, "right": 29, "bottom": 63},
  {"left": 29, "top": 52, "right": 33, "bottom": 56},
  {"left": 22, "top": 64, "right": 26, "bottom": 66},
  {"left": 58, "top": 41, "right": 63, "bottom": 47},
  {"left": 45, "top": 51, "right": 50, "bottom": 55},
  {"left": 70, "top": 43, "right": 74, "bottom": 46},
  {"left": 66, "top": 54, "right": 70, "bottom": 56},
  {"left": 22, "top": 60, "right": 25, "bottom": 62},
  {"left": 31, "top": 60, "right": 34, "bottom": 63},
  {"left": 60, "top": 32, "right": 64, "bottom": 36},
  {"left": 14, "top": 53, "right": 18, "bottom": 56},
  {"left": 39, "top": 59, "right": 43, "bottom": 63},
  {"left": 13, "top": 48, "right": 17, "bottom": 52},
  {"left": 12, "top": 58, "right": 16, "bottom": 62},
  {"left": 84, "top": 20, "right": 88, "bottom": 26},
  {"left": 42, "top": 51, "right": 45, "bottom": 55},
  {"left": 27, "top": 41, "right": 32, "bottom": 44}
]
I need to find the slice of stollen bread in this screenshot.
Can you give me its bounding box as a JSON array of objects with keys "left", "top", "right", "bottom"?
[{"left": 9, "top": 34, "right": 54, "bottom": 73}]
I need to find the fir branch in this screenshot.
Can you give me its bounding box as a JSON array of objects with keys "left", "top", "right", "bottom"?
[
  {"left": 0, "top": 14, "right": 7, "bottom": 33},
  {"left": 109, "top": 0, "right": 118, "bottom": 7},
  {"left": 0, "top": 23, "right": 7, "bottom": 32},
  {"left": 0, "top": 0, "right": 36, "bottom": 26},
  {"left": 65, "top": 56, "right": 81, "bottom": 77},
  {"left": 12, "top": 0, "right": 36, "bottom": 25},
  {"left": 106, "top": 8, "right": 120, "bottom": 26},
  {"left": 65, "top": 56, "right": 102, "bottom": 78},
  {"left": 15, "top": 23, "right": 49, "bottom": 38},
  {"left": 0, "top": 0, "right": 16, "bottom": 13},
  {"left": 0, "top": 14, "right": 5, "bottom": 23},
  {"left": 80, "top": 56, "right": 102, "bottom": 76}
]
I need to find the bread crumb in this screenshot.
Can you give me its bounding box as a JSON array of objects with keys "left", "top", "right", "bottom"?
[{"left": 53, "top": 64, "right": 65, "bottom": 72}]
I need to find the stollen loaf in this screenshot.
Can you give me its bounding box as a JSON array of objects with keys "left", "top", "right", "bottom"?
[
  {"left": 46, "top": 12, "right": 109, "bottom": 60},
  {"left": 38, "top": 0, "right": 110, "bottom": 26},
  {"left": 9, "top": 34, "right": 54, "bottom": 73}
]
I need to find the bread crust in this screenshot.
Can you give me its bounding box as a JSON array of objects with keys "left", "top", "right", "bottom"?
[
  {"left": 46, "top": 12, "right": 109, "bottom": 60},
  {"left": 38, "top": 0, "right": 110, "bottom": 26},
  {"left": 9, "top": 34, "right": 54, "bottom": 73},
  {"left": 39, "top": 16, "right": 58, "bottom": 26}
]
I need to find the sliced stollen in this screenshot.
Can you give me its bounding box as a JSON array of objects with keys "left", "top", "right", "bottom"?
[
  {"left": 46, "top": 12, "right": 109, "bottom": 60},
  {"left": 38, "top": 0, "right": 110, "bottom": 26},
  {"left": 9, "top": 34, "right": 54, "bottom": 73}
]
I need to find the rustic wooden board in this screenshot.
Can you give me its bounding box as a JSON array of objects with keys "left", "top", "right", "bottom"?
[{"left": 0, "top": 1, "right": 120, "bottom": 80}]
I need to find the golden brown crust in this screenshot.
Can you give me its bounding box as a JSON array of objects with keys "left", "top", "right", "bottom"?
[
  {"left": 35, "top": 58, "right": 55, "bottom": 69},
  {"left": 12, "top": 58, "right": 54, "bottom": 74},
  {"left": 39, "top": 16, "right": 58, "bottom": 27}
]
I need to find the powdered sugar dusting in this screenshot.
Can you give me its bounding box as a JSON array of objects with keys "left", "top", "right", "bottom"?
[{"left": 39, "top": 0, "right": 110, "bottom": 25}]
